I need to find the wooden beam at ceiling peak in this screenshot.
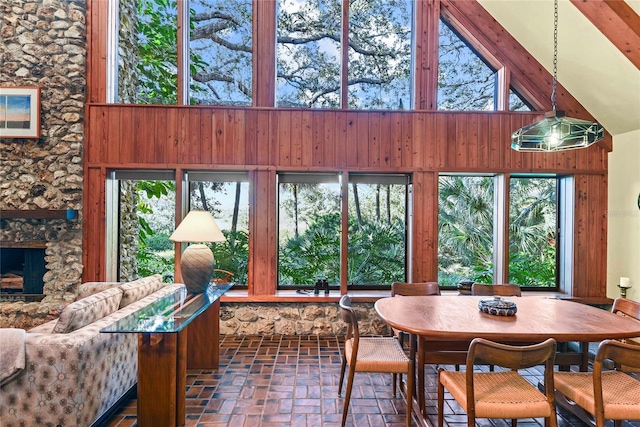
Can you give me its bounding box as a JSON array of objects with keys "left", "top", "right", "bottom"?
[{"left": 570, "top": 0, "right": 640, "bottom": 70}]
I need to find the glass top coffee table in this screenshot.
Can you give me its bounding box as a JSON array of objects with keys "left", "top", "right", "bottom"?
[{"left": 101, "top": 283, "right": 232, "bottom": 427}]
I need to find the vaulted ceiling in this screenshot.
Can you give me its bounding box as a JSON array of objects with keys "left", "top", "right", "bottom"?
[{"left": 479, "top": 0, "right": 640, "bottom": 138}]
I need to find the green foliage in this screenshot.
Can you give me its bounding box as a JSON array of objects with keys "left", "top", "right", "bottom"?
[
  {"left": 347, "top": 218, "right": 405, "bottom": 285},
  {"left": 279, "top": 213, "right": 341, "bottom": 285},
  {"left": 210, "top": 230, "right": 249, "bottom": 284}
]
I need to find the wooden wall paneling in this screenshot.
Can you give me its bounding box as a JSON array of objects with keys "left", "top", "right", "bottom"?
[
  {"left": 253, "top": 0, "right": 276, "bottom": 107},
  {"left": 345, "top": 111, "right": 359, "bottom": 167},
  {"left": 86, "top": 0, "right": 107, "bottom": 103},
  {"left": 278, "top": 110, "right": 292, "bottom": 166},
  {"left": 389, "top": 113, "right": 403, "bottom": 168},
  {"left": 477, "top": 114, "right": 490, "bottom": 168},
  {"left": 233, "top": 109, "right": 246, "bottom": 165},
  {"left": 289, "top": 111, "right": 302, "bottom": 166},
  {"left": 411, "top": 171, "right": 438, "bottom": 282},
  {"left": 140, "top": 107, "right": 157, "bottom": 164},
  {"left": 572, "top": 174, "right": 607, "bottom": 298},
  {"left": 379, "top": 112, "right": 391, "bottom": 168},
  {"left": 107, "top": 107, "right": 120, "bottom": 164},
  {"left": 212, "top": 109, "right": 224, "bottom": 164},
  {"left": 123, "top": 106, "right": 136, "bottom": 163},
  {"left": 369, "top": 112, "right": 381, "bottom": 168},
  {"left": 200, "top": 109, "right": 213, "bottom": 165},
  {"left": 322, "top": 111, "right": 337, "bottom": 168},
  {"left": 488, "top": 114, "right": 504, "bottom": 170},
  {"left": 401, "top": 113, "right": 413, "bottom": 168},
  {"left": 243, "top": 109, "right": 256, "bottom": 165},
  {"left": 466, "top": 113, "right": 479, "bottom": 169},
  {"left": 434, "top": 113, "right": 447, "bottom": 169},
  {"left": 249, "top": 170, "right": 277, "bottom": 295},
  {"left": 153, "top": 107, "right": 167, "bottom": 164},
  {"left": 444, "top": 113, "right": 457, "bottom": 168},
  {"left": 335, "top": 111, "right": 349, "bottom": 168},
  {"left": 414, "top": 0, "right": 440, "bottom": 110},
  {"left": 188, "top": 108, "right": 202, "bottom": 164},
  {"left": 312, "top": 112, "right": 323, "bottom": 167},
  {"left": 269, "top": 110, "right": 280, "bottom": 165},
  {"left": 177, "top": 109, "right": 189, "bottom": 164},
  {"left": 412, "top": 113, "right": 426, "bottom": 168},
  {"left": 357, "top": 112, "right": 370, "bottom": 167},
  {"left": 300, "top": 110, "right": 313, "bottom": 166},
  {"left": 223, "top": 109, "right": 236, "bottom": 164},
  {"left": 82, "top": 167, "right": 106, "bottom": 281},
  {"left": 165, "top": 108, "right": 179, "bottom": 163}
]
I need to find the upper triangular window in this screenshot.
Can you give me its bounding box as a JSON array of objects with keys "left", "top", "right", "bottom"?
[{"left": 437, "top": 18, "right": 497, "bottom": 111}]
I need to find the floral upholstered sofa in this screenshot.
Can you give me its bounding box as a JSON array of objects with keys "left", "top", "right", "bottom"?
[{"left": 0, "top": 274, "right": 184, "bottom": 427}]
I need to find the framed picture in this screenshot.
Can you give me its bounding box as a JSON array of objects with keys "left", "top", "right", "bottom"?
[{"left": 0, "top": 86, "right": 41, "bottom": 138}]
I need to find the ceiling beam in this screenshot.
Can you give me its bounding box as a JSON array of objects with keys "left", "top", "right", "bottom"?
[{"left": 570, "top": 0, "right": 640, "bottom": 70}]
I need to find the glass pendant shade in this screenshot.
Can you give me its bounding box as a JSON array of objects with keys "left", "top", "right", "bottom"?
[{"left": 511, "top": 111, "right": 604, "bottom": 152}]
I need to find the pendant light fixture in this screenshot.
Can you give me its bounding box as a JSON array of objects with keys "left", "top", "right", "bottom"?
[{"left": 511, "top": 0, "right": 604, "bottom": 152}]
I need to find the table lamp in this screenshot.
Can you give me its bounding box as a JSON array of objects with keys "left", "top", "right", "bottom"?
[{"left": 169, "top": 210, "right": 226, "bottom": 294}]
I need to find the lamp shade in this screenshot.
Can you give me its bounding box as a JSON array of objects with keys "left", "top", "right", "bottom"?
[
  {"left": 511, "top": 111, "right": 604, "bottom": 152},
  {"left": 169, "top": 210, "right": 226, "bottom": 243}
]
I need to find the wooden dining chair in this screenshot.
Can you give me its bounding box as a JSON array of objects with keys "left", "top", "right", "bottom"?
[
  {"left": 471, "top": 283, "right": 522, "bottom": 297},
  {"left": 338, "top": 295, "right": 414, "bottom": 427},
  {"left": 390, "top": 282, "right": 440, "bottom": 392},
  {"left": 390, "top": 282, "right": 440, "bottom": 344},
  {"left": 437, "top": 337, "right": 558, "bottom": 427},
  {"left": 554, "top": 339, "right": 640, "bottom": 427}
]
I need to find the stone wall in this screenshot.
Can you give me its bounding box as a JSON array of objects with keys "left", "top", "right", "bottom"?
[
  {"left": 220, "top": 302, "right": 391, "bottom": 336},
  {"left": 0, "top": 0, "right": 86, "bottom": 328}
]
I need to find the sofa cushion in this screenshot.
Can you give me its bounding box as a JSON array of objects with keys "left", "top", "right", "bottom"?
[
  {"left": 118, "top": 274, "right": 164, "bottom": 308},
  {"left": 52, "top": 287, "right": 123, "bottom": 334},
  {"left": 76, "top": 282, "right": 121, "bottom": 300}
]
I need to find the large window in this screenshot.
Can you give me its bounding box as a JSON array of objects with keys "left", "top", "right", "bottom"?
[
  {"left": 277, "top": 172, "right": 411, "bottom": 289},
  {"left": 106, "top": 170, "right": 176, "bottom": 282},
  {"left": 347, "top": 0, "right": 412, "bottom": 109},
  {"left": 438, "top": 19, "right": 497, "bottom": 110},
  {"left": 189, "top": 0, "right": 253, "bottom": 105},
  {"left": 276, "top": 0, "right": 341, "bottom": 108},
  {"left": 347, "top": 174, "right": 410, "bottom": 286},
  {"left": 187, "top": 172, "right": 249, "bottom": 285},
  {"left": 438, "top": 175, "right": 494, "bottom": 286},
  {"left": 276, "top": 0, "right": 413, "bottom": 109},
  {"left": 508, "top": 177, "right": 558, "bottom": 288},
  {"left": 277, "top": 173, "right": 342, "bottom": 287},
  {"left": 438, "top": 174, "right": 561, "bottom": 290}
]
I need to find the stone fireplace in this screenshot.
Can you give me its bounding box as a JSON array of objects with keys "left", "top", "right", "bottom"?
[{"left": 0, "top": 0, "right": 87, "bottom": 328}]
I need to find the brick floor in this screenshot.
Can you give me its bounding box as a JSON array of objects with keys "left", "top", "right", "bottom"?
[{"left": 101, "top": 335, "right": 631, "bottom": 427}]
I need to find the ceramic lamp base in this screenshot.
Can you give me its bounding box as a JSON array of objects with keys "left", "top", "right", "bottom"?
[{"left": 180, "top": 243, "right": 214, "bottom": 294}]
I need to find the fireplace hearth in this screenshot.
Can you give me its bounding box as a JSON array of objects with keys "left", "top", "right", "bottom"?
[{"left": 0, "top": 243, "right": 46, "bottom": 302}]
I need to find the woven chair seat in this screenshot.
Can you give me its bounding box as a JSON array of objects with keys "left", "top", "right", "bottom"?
[
  {"left": 555, "top": 371, "right": 640, "bottom": 420},
  {"left": 345, "top": 337, "right": 410, "bottom": 373},
  {"left": 439, "top": 370, "right": 554, "bottom": 419}
]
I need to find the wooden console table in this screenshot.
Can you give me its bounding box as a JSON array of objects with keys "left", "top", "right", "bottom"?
[{"left": 101, "top": 283, "right": 232, "bottom": 427}]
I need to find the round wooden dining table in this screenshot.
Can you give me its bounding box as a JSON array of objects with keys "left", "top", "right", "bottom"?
[{"left": 375, "top": 295, "right": 640, "bottom": 423}]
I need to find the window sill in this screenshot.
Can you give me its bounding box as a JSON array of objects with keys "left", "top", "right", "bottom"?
[{"left": 220, "top": 289, "right": 576, "bottom": 303}]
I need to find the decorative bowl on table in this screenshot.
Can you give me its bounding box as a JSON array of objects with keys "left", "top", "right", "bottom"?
[{"left": 478, "top": 296, "right": 517, "bottom": 316}]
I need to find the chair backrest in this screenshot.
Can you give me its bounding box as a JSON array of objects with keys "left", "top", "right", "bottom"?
[
  {"left": 471, "top": 283, "right": 522, "bottom": 297},
  {"left": 391, "top": 282, "right": 441, "bottom": 297},
  {"left": 465, "top": 338, "right": 557, "bottom": 408},
  {"left": 339, "top": 295, "right": 360, "bottom": 343},
  {"left": 611, "top": 297, "right": 640, "bottom": 322},
  {"left": 594, "top": 339, "right": 640, "bottom": 373}
]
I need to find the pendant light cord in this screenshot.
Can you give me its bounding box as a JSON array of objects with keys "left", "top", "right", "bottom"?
[{"left": 551, "top": 0, "right": 558, "bottom": 111}]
